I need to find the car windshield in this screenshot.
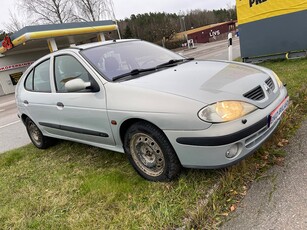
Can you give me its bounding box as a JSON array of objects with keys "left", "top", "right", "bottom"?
[{"left": 80, "top": 40, "right": 185, "bottom": 81}]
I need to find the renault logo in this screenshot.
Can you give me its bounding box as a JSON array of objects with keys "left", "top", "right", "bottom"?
[{"left": 264, "top": 84, "right": 272, "bottom": 94}]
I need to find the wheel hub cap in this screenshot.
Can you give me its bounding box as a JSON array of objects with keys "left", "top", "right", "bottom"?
[{"left": 130, "top": 133, "right": 165, "bottom": 177}]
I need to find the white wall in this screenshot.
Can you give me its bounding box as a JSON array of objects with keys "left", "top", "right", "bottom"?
[{"left": 0, "top": 50, "right": 49, "bottom": 95}]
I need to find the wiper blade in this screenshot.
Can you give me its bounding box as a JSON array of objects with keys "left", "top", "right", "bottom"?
[
  {"left": 113, "top": 67, "right": 156, "bottom": 81},
  {"left": 112, "top": 58, "right": 194, "bottom": 81},
  {"left": 156, "top": 58, "right": 194, "bottom": 68}
]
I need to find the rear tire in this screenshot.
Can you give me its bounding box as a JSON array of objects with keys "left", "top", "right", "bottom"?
[
  {"left": 25, "top": 117, "right": 53, "bottom": 149},
  {"left": 124, "top": 121, "right": 181, "bottom": 181}
]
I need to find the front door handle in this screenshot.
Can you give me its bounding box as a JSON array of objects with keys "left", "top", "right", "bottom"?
[{"left": 57, "top": 102, "right": 64, "bottom": 108}]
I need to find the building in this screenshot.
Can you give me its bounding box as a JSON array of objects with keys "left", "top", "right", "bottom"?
[
  {"left": 174, "top": 21, "right": 236, "bottom": 44},
  {"left": 0, "top": 20, "right": 117, "bottom": 96}
]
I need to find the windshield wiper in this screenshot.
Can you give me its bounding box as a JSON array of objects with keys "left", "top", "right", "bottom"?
[
  {"left": 156, "top": 57, "right": 194, "bottom": 68},
  {"left": 113, "top": 67, "right": 156, "bottom": 81},
  {"left": 112, "top": 58, "right": 194, "bottom": 82}
]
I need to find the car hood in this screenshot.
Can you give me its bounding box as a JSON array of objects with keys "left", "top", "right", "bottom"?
[{"left": 121, "top": 60, "right": 278, "bottom": 108}]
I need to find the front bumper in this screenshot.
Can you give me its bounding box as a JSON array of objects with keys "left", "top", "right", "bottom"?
[{"left": 164, "top": 87, "right": 288, "bottom": 169}]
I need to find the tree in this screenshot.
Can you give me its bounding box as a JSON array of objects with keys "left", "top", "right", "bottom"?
[
  {"left": 119, "top": 12, "right": 180, "bottom": 43},
  {"left": 0, "top": 31, "right": 6, "bottom": 40},
  {"left": 123, "top": 25, "right": 133, "bottom": 39},
  {"left": 4, "top": 10, "right": 27, "bottom": 33},
  {"left": 117, "top": 6, "right": 237, "bottom": 44},
  {"left": 19, "top": 0, "right": 74, "bottom": 24},
  {"left": 72, "top": 0, "right": 113, "bottom": 22}
]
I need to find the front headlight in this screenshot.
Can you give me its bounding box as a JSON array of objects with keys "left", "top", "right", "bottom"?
[
  {"left": 272, "top": 72, "right": 283, "bottom": 88},
  {"left": 198, "top": 101, "right": 257, "bottom": 123}
]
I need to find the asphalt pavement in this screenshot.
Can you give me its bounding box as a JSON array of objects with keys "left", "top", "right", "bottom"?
[
  {"left": 182, "top": 36, "right": 241, "bottom": 60},
  {"left": 221, "top": 119, "right": 307, "bottom": 230},
  {"left": 0, "top": 94, "right": 30, "bottom": 153}
]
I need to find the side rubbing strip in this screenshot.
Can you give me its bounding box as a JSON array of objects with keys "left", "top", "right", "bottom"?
[{"left": 39, "top": 122, "right": 109, "bottom": 137}]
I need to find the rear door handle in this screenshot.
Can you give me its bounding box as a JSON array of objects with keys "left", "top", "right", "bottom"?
[
  {"left": 23, "top": 100, "right": 29, "bottom": 105},
  {"left": 57, "top": 102, "right": 64, "bottom": 108}
]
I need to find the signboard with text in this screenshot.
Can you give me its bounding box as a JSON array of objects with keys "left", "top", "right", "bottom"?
[
  {"left": 236, "top": 0, "right": 307, "bottom": 62},
  {"left": 0, "top": 61, "right": 33, "bottom": 72}
]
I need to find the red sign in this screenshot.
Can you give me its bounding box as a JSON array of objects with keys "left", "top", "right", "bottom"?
[
  {"left": 2, "top": 36, "right": 14, "bottom": 50},
  {"left": 0, "top": 61, "right": 34, "bottom": 72}
]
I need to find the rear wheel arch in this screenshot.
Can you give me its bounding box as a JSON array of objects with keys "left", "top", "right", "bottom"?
[
  {"left": 23, "top": 116, "right": 55, "bottom": 149},
  {"left": 21, "top": 114, "right": 30, "bottom": 125}
]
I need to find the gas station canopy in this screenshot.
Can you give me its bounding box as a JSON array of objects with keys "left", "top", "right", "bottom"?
[{"left": 0, "top": 20, "right": 117, "bottom": 56}]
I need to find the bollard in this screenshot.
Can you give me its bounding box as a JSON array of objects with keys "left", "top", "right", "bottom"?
[{"left": 228, "top": 33, "right": 233, "bottom": 61}]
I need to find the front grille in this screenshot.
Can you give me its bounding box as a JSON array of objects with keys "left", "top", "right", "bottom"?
[
  {"left": 265, "top": 77, "right": 275, "bottom": 91},
  {"left": 243, "top": 85, "right": 265, "bottom": 101}
]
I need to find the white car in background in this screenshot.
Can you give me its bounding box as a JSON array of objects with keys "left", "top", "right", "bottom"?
[{"left": 15, "top": 39, "right": 289, "bottom": 181}]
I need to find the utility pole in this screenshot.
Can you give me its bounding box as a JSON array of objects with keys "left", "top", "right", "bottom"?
[
  {"left": 180, "top": 16, "right": 187, "bottom": 32},
  {"left": 109, "top": 0, "right": 122, "bottom": 39}
]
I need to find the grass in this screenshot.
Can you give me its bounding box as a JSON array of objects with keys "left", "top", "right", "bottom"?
[
  {"left": 0, "top": 143, "right": 220, "bottom": 229},
  {"left": 1, "top": 58, "right": 307, "bottom": 229}
]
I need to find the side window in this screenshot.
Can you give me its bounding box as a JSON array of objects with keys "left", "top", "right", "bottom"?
[
  {"left": 25, "top": 70, "right": 34, "bottom": 91},
  {"left": 24, "top": 59, "right": 51, "bottom": 92},
  {"left": 54, "top": 55, "right": 99, "bottom": 93}
]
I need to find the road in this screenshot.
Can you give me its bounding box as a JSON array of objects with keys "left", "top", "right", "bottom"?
[
  {"left": 0, "top": 37, "right": 240, "bottom": 154},
  {"left": 180, "top": 36, "right": 241, "bottom": 60},
  {"left": 221, "top": 119, "right": 307, "bottom": 230},
  {"left": 0, "top": 94, "right": 30, "bottom": 153}
]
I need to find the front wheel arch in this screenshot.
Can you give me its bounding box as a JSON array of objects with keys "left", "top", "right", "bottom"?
[{"left": 120, "top": 118, "right": 158, "bottom": 144}]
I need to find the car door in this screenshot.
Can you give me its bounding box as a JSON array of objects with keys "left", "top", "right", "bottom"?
[
  {"left": 21, "top": 58, "right": 61, "bottom": 136},
  {"left": 53, "top": 54, "right": 115, "bottom": 146}
]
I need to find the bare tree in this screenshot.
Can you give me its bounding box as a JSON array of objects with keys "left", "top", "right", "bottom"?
[
  {"left": 4, "top": 10, "right": 29, "bottom": 33},
  {"left": 72, "top": 0, "right": 114, "bottom": 22},
  {"left": 72, "top": 0, "right": 121, "bottom": 38},
  {"left": 226, "top": 1, "right": 237, "bottom": 21},
  {"left": 19, "top": 0, "right": 74, "bottom": 24}
]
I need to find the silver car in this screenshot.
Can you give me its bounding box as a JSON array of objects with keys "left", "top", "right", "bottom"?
[{"left": 15, "top": 39, "right": 289, "bottom": 181}]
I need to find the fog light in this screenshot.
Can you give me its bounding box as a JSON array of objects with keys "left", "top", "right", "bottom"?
[{"left": 225, "top": 144, "right": 239, "bottom": 159}]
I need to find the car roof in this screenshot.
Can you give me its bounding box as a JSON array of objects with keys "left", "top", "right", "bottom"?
[
  {"left": 72, "top": 39, "right": 140, "bottom": 50},
  {"left": 29, "top": 39, "right": 141, "bottom": 67}
]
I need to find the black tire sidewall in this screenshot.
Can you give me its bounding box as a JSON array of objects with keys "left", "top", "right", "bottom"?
[
  {"left": 25, "top": 118, "right": 49, "bottom": 149},
  {"left": 124, "top": 121, "right": 181, "bottom": 181}
]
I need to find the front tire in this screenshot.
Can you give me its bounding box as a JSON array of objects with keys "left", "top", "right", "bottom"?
[
  {"left": 25, "top": 117, "right": 53, "bottom": 149},
  {"left": 124, "top": 121, "right": 181, "bottom": 181}
]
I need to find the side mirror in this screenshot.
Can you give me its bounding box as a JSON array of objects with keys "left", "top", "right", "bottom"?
[{"left": 65, "top": 78, "right": 91, "bottom": 92}]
